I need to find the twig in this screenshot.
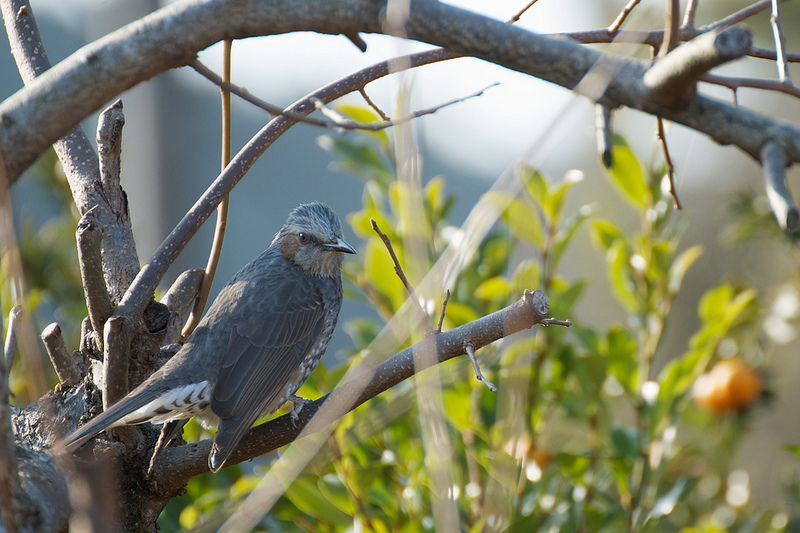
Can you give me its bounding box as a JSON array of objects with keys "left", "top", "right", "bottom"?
[
  {"left": 343, "top": 31, "right": 367, "bottom": 52},
  {"left": 507, "top": 0, "right": 539, "bottom": 24},
  {"left": 358, "top": 88, "right": 391, "bottom": 121},
  {"left": 595, "top": 104, "right": 614, "bottom": 168},
  {"left": 769, "top": 0, "right": 792, "bottom": 84},
  {"left": 656, "top": 117, "right": 682, "bottom": 210},
  {"left": 464, "top": 343, "right": 497, "bottom": 392},
  {"left": 41, "top": 323, "right": 82, "bottom": 387},
  {"left": 681, "top": 0, "right": 700, "bottom": 29},
  {"left": 643, "top": 26, "right": 752, "bottom": 106},
  {"left": 437, "top": 289, "right": 450, "bottom": 333},
  {"left": 153, "top": 289, "right": 571, "bottom": 488},
  {"left": 77, "top": 206, "right": 113, "bottom": 351},
  {"left": 701, "top": 0, "right": 789, "bottom": 33},
  {"left": 112, "top": 48, "right": 458, "bottom": 339},
  {"left": 3, "top": 306, "right": 22, "bottom": 369},
  {"left": 370, "top": 219, "right": 432, "bottom": 333},
  {"left": 658, "top": 0, "right": 680, "bottom": 58},
  {"left": 761, "top": 141, "right": 798, "bottom": 231},
  {"left": 608, "top": 0, "right": 642, "bottom": 35},
  {"left": 701, "top": 73, "right": 800, "bottom": 99},
  {"left": 190, "top": 59, "right": 493, "bottom": 133},
  {"left": 181, "top": 40, "right": 233, "bottom": 341}
]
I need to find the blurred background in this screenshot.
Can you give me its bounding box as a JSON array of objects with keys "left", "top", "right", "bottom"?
[{"left": 3, "top": 0, "right": 800, "bottom": 516}]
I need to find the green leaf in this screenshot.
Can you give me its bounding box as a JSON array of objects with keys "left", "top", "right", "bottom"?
[
  {"left": 284, "top": 478, "right": 351, "bottom": 524},
  {"left": 318, "top": 134, "right": 395, "bottom": 186},
  {"left": 606, "top": 240, "right": 639, "bottom": 313},
  {"left": 520, "top": 164, "right": 548, "bottom": 207},
  {"left": 335, "top": 103, "right": 391, "bottom": 148},
  {"left": 606, "top": 136, "right": 649, "bottom": 208},
  {"left": 590, "top": 219, "right": 627, "bottom": 251},
  {"left": 475, "top": 276, "right": 510, "bottom": 301},
  {"left": 668, "top": 245, "right": 703, "bottom": 295},
  {"left": 486, "top": 192, "right": 544, "bottom": 247},
  {"left": 552, "top": 204, "right": 594, "bottom": 270},
  {"left": 647, "top": 478, "right": 698, "bottom": 521},
  {"left": 511, "top": 259, "right": 541, "bottom": 295},
  {"left": 606, "top": 326, "right": 638, "bottom": 395}
]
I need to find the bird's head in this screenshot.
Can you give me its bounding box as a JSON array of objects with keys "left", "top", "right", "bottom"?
[{"left": 274, "top": 202, "right": 356, "bottom": 277}]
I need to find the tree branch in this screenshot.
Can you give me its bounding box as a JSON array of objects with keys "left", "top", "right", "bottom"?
[
  {"left": 112, "top": 48, "right": 456, "bottom": 328},
  {"left": 643, "top": 26, "right": 752, "bottom": 106},
  {"left": 151, "top": 289, "right": 569, "bottom": 492},
  {"left": 2, "top": 0, "right": 800, "bottom": 185}
]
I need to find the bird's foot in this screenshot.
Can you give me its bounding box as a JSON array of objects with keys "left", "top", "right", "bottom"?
[{"left": 288, "top": 394, "right": 312, "bottom": 427}]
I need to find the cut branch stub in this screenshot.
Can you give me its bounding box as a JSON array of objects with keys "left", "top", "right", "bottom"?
[{"left": 643, "top": 26, "right": 752, "bottom": 106}]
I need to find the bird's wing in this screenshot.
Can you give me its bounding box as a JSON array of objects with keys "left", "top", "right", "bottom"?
[{"left": 208, "top": 271, "right": 327, "bottom": 470}]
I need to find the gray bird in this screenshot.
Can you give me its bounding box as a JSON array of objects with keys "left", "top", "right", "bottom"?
[{"left": 59, "top": 202, "right": 355, "bottom": 472}]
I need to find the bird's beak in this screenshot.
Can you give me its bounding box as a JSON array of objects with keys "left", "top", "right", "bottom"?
[{"left": 325, "top": 238, "right": 357, "bottom": 255}]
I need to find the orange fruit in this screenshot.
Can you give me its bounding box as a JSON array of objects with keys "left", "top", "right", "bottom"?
[{"left": 692, "top": 358, "right": 761, "bottom": 413}]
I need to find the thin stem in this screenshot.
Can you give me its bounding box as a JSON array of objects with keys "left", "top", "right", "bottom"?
[
  {"left": 181, "top": 40, "right": 233, "bottom": 341},
  {"left": 609, "top": 0, "right": 642, "bottom": 35},
  {"left": 656, "top": 117, "right": 682, "bottom": 209},
  {"left": 769, "top": 0, "right": 792, "bottom": 84}
]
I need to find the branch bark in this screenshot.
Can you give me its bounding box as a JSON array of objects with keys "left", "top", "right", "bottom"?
[
  {"left": 1, "top": 0, "right": 799, "bottom": 185},
  {"left": 150, "top": 289, "right": 565, "bottom": 493}
]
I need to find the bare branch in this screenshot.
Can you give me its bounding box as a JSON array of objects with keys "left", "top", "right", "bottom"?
[
  {"left": 191, "top": 57, "right": 494, "bottom": 133},
  {"left": 682, "top": 0, "right": 700, "bottom": 29},
  {"left": 595, "top": 104, "right": 614, "bottom": 168},
  {"left": 701, "top": 73, "right": 800, "bottom": 99},
  {"left": 701, "top": 0, "right": 789, "bottom": 33},
  {"left": 761, "top": 141, "right": 798, "bottom": 232},
  {"left": 182, "top": 41, "right": 234, "bottom": 341},
  {"left": 658, "top": 0, "right": 680, "bottom": 58},
  {"left": 359, "top": 88, "right": 391, "bottom": 121},
  {"left": 437, "top": 289, "right": 450, "bottom": 333},
  {"left": 608, "top": 0, "right": 642, "bottom": 35},
  {"left": 769, "top": 0, "right": 792, "bottom": 85},
  {"left": 0, "top": 308, "right": 20, "bottom": 533},
  {"left": 643, "top": 26, "right": 752, "bottom": 106},
  {"left": 77, "top": 207, "right": 113, "bottom": 351},
  {"left": 370, "top": 219, "right": 432, "bottom": 334},
  {"left": 507, "top": 0, "right": 539, "bottom": 24},
  {"left": 41, "top": 323, "right": 82, "bottom": 387},
  {"left": 464, "top": 343, "right": 497, "bottom": 392},
  {"left": 112, "top": 48, "right": 456, "bottom": 328},
  {"left": 657, "top": 118, "right": 682, "bottom": 210},
  {"left": 3, "top": 0, "right": 800, "bottom": 184},
  {"left": 152, "top": 289, "right": 570, "bottom": 490}
]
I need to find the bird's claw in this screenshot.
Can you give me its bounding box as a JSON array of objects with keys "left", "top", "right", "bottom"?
[{"left": 288, "top": 394, "right": 312, "bottom": 427}]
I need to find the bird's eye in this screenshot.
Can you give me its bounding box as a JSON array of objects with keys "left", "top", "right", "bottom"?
[{"left": 298, "top": 233, "right": 309, "bottom": 243}]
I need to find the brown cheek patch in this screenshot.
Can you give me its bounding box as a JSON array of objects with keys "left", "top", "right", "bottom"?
[{"left": 280, "top": 236, "right": 300, "bottom": 263}]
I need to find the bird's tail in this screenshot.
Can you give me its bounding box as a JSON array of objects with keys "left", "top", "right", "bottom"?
[{"left": 55, "top": 389, "right": 159, "bottom": 454}]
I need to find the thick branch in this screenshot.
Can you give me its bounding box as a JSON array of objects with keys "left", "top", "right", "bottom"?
[
  {"left": 77, "top": 207, "right": 113, "bottom": 349},
  {"left": 152, "top": 289, "right": 568, "bottom": 492},
  {"left": 1, "top": 0, "right": 140, "bottom": 304},
  {"left": 2, "top": 0, "right": 800, "bottom": 184},
  {"left": 644, "top": 26, "right": 752, "bottom": 106}
]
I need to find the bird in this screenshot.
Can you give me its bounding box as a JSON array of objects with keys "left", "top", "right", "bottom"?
[{"left": 58, "top": 202, "right": 356, "bottom": 472}]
